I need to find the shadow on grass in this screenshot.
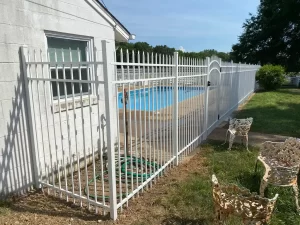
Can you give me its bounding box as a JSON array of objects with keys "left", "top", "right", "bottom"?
[
  {"left": 275, "top": 88, "right": 300, "bottom": 96},
  {"left": 235, "top": 170, "right": 262, "bottom": 193},
  {"left": 205, "top": 140, "right": 256, "bottom": 153},
  {"left": 162, "top": 216, "right": 209, "bottom": 225}
]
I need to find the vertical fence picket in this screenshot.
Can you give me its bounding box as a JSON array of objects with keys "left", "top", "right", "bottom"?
[
  {"left": 218, "top": 58, "right": 222, "bottom": 122},
  {"left": 204, "top": 57, "right": 210, "bottom": 140},
  {"left": 172, "top": 52, "right": 179, "bottom": 166}
]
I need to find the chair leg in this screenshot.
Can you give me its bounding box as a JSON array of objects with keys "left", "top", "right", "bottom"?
[
  {"left": 292, "top": 184, "right": 300, "bottom": 212},
  {"left": 214, "top": 207, "right": 224, "bottom": 225},
  {"left": 260, "top": 179, "right": 268, "bottom": 197},
  {"left": 228, "top": 134, "right": 235, "bottom": 150},
  {"left": 245, "top": 135, "right": 249, "bottom": 151}
]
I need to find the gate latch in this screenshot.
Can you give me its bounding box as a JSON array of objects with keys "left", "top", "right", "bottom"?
[
  {"left": 121, "top": 89, "right": 128, "bottom": 105},
  {"left": 207, "top": 81, "right": 211, "bottom": 87}
]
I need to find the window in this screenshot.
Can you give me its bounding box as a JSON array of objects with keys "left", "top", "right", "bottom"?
[{"left": 47, "top": 36, "right": 92, "bottom": 99}]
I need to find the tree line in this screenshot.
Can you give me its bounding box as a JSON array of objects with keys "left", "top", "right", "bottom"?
[
  {"left": 117, "top": 0, "right": 300, "bottom": 72},
  {"left": 116, "top": 42, "right": 231, "bottom": 63},
  {"left": 231, "top": 0, "right": 300, "bottom": 72}
]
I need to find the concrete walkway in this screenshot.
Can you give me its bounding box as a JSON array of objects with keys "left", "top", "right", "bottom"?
[{"left": 208, "top": 121, "right": 290, "bottom": 147}]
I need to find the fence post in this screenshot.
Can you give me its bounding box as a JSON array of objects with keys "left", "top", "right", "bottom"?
[
  {"left": 238, "top": 62, "right": 241, "bottom": 102},
  {"left": 21, "top": 46, "right": 41, "bottom": 189},
  {"left": 172, "top": 52, "right": 179, "bottom": 166},
  {"left": 230, "top": 60, "right": 234, "bottom": 108},
  {"left": 217, "top": 58, "right": 222, "bottom": 121},
  {"left": 102, "top": 40, "right": 118, "bottom": 220},
  {"left": 204, "top": 57, "right": 210, "bottom": 139}
]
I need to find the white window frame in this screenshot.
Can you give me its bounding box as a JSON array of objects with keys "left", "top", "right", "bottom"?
[{"left": 44, "top": 31, "right": 97, "bottom": 112}]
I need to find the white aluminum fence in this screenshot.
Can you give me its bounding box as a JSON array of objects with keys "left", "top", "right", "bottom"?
[
  {"left": 290, "top": 76, "right": 300, "bottom": 87},
  {"left": 21, "top": 41, "right": 259, "bottom": 220}
]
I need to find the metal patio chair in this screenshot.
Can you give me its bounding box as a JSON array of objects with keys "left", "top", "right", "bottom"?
[
  {"left": 256, "top": 138, "right": 300, "bottom": 212},
  {"left": 223, "top": 117, "right": 253, "bottom": 151},
  {"left": 212, "top": 174, "right": 278, "bottom": 225}
]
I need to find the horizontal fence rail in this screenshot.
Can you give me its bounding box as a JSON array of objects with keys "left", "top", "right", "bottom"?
[{"left": 22, "top": 41, "right": 260, "bottom": 220}]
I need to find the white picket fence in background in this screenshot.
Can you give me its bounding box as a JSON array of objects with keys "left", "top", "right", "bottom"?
[
  {"left": 21, "top": 41, "right": 259, "bottom": 220},
  {"left": 290, "top": 76, "right": 300, "bottom": 87}
]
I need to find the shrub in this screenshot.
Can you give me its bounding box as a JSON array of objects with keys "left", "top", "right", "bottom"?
[{"left": 256, "top": 65, "right": 285, "bottom": 90}]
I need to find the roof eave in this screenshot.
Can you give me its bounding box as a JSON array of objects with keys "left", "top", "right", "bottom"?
[
  {"left": 115, "top": 25, "right": 136, "bottom": 42},
  {"left": 87, "top": 0, "right": 134, "bottom": 42}
]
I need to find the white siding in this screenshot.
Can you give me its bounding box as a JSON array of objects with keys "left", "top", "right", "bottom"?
[{"left": 0, "top": 0, "right": 118, "bottom": 197}]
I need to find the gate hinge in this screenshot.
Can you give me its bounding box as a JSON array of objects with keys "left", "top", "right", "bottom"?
[{"left": 207, "top": 81, "right": 211, "bottom": 87}]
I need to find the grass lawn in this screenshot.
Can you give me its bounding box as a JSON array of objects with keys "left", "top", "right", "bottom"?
[
  {"left": 1, "top": 142, "right": 300, "bottom": 224},
  {"left": 236, "top": 88, "right": 300, "bottom": 137},
  {"left": 159, "top": 141, "right": 300, "bottom": 225}
]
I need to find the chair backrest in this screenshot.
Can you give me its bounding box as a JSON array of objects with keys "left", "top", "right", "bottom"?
[
  {"left": 261, "top": 138, "right": 300, "bottom": 167},
  {"left": 229, "top": 117, "right": 253, "bottom": 135},
  {"left": 212, "top": 174, "right": 278, "bottom": 223}
]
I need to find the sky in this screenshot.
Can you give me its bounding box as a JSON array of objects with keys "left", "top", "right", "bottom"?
[{"left": 104, "top": 0, "right": 260, "bottom": 53}]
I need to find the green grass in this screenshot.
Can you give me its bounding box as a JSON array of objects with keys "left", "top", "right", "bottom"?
[
  {"left": 161, "top": 141, "right": 300, "bottom": 225},
  {"left": 236, "top": 88, "right": 300, "bottom": 137},
  {"left": 0, "top": 200, "right": 11, "bottom": 216}
]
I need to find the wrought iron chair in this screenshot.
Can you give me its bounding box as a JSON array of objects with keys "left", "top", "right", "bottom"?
[
  {"left": 212, "top": 174, "right": 278, "bottom": 225},
  {"left": 223, "top": 117, "right": 253, "bottom": 151},
  {"left": 257, "top": 138, "right": 300, "bottom": 212}
]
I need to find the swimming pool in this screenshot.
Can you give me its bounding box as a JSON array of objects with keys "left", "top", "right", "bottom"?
[{"left": 118, "top": 86, "right": 205, "bottom": 111}]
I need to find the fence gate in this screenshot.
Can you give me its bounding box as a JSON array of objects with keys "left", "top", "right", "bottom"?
[{"left": 206, "top": 57, "right": 221, "bottom": 134}]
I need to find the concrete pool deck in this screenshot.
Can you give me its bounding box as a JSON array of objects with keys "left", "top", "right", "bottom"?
[{"left": 117, "top": 87, "right": 217, "bottom": 120}]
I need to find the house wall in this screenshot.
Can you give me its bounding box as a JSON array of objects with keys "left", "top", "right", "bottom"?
[{"left": 0, "top": 0, "right": 118, "bottom": 197}]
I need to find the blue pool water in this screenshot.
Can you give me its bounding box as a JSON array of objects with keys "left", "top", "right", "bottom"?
[{"left": 118, "top": 86, "right": 204, "bottom": 111}]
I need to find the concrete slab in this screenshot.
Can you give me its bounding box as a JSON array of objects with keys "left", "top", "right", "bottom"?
[{"left": 208, "top": 126, "right": 289, "bottom": 147}]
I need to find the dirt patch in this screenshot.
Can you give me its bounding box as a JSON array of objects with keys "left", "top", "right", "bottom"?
[{"left": 0, "top": 147, "right": 209, "bottom": 225}]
